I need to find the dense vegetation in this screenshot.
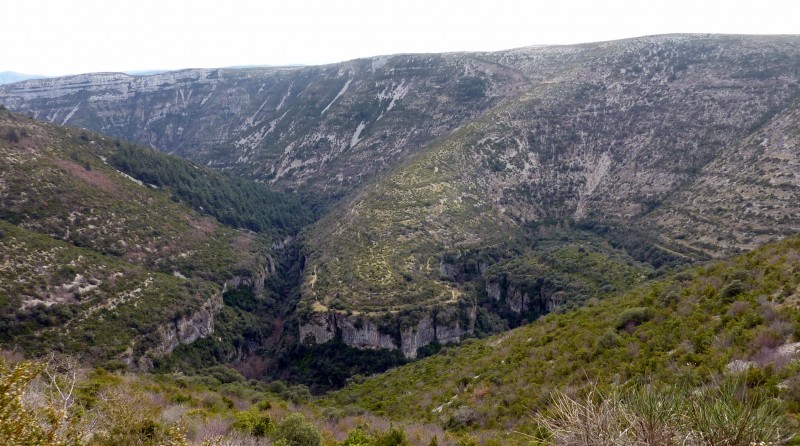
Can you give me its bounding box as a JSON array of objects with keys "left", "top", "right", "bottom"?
[
  {"left": 0, "top": 110, "right": 300, "bottom": 366},
  {"left": 109, "top": 144, "right": 314, "bottom": 236},
  {"left": 0, "top": 221, "right": 217, "bottom": 362},
  {"left": 325, "top": 236, "right": 800, "bottom": 437},
  {"left": 0, "top": 354, "right": 462, "bottom": 445}
]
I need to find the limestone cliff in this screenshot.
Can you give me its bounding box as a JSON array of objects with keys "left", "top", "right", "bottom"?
[
  {"left": 299, "top": 305, "right": 474, "bottom": 359},
  {"left": 148, "top": 294, "right": 222, "bottom": 356}
]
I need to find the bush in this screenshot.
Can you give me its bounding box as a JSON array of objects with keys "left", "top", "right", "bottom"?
[
  {"left": 232, "top": 408, "right": 273, "bottom": 437},
  {"left": 273, "top": 413, "right": 322, "bottom": 446},
  {"left": 720, "top": 280, "right": 746, "bottom": 302},
  {"left": 597, "top": 329, "right": 621, "bottom": 350},
  {"left": 533, "top": 380, "right": 791, "bottom": 446},
  {"left": 371, "top": 427, "right": 411, "bottom": 446},
  {"left": 615, "top": 307, "right": 652, "bottom": 330},
  {"left": 341, "top": 427, "right": 372, "bottom": 446},
  {"left": 0, "top": 360, "right": 64, "bottom": 445},
  {"left": 6, "top": 129, "right": 19, "bottom": 143}
]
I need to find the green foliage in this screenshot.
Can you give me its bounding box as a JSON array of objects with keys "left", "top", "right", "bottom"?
[
  {"left": 370, "top": 427, "right": 411, "bottom": 446},
  {"left": 534, "top": 380, "right": 790, "bottom": 446},
  {"left": 614, "top": 307, "right": 652, "bottom": 330},
  {"left": 108, "top": 144, "right": 313, "bottom": 234},
  {"left": 0, "top": 360, "right": 65, "bottom": 446},
  {"left": 273, "top": 413, "right": 322, "bottom": 446},
  {"left": 325, "top": 237, "right": 800, "bottom": 433},
  {"left": 0, "top": 359, "right": 189, "bottom": 446},
  {"left": 0, "top": 221, "right": 217, "bottom": 361},
  {"left": 596, "top": 329, "right": 621, "bottom": 350},
  {"left": 0, "top": 112, "right": 282, "bottom": 364},
  {"left": 720, "top": 280, "right": 746, "bottom": 302},
  {"left": 232, "top": 408, "right": 273, "bottom": 437},
  {"left": 279, "top": 337, "right": 406, "bottom": 393},
  {"left": 341, "top": 428, "right": 372, "bottom": 446}
]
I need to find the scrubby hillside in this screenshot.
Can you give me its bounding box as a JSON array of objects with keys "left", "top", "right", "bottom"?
[
  {"left": 297, "top": 35, "right": 800, "bottom": 358},
  {"left": 2, "top": 34, "right": 800, "bottom": 402},
  {"left": 0, "top": 109, "right": 311, "bottom": 368},
  {"left": 325, "top": 236, "right": 800, "bottom": 437},
  {"left": 0, "top": 56, "right": 534, "bottom": 201}
]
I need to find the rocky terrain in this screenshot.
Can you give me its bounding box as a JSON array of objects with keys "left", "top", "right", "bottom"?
[
  {"left": 300, "top": 34, "right": 800, "bottom": 357},
  {"left": 0, "top": 57, "right": 532, "bottom": 201},
  {"left": 2, "top": 34, "right": 800, "bottom": 360}
]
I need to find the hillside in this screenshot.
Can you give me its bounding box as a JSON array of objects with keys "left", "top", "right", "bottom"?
[
  {"left": 5, "top": 35, "right": 799, "bottom": 361},
  {"left": 324, "top": 236, "right": 800, "bottom": 437},
  {"left": 0, "top": 109, "right": 311, "bottom": 368},
  {"left": 2, "top": 33, "right": 800, "bottom": 372},
  {"left": 1, "top": 34, "right": 800, "bottom": 445},
  {"left": 0, "top": 56, "right": 534, "bottom": 201},
  {"left": 298, "top": 34, "right": 800, "bottom": 358}
]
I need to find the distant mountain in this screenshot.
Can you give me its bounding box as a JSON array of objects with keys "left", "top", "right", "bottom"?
[
  {"left": 122, "top": 69, "right": 169, "bottom": 76},
  {"left": 0, "top": 71, "right": 46, "bottom": 85},
  {"left": 0, "top": 58, "right": 531, "bottom": 201}
]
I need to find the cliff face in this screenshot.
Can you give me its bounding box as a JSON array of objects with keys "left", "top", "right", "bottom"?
[
  {"left": 299, "top": 305, "right": 473, "bottom": 359},
  {"left": 0, "top": 57, "right": 531, "bottom": 200},
  {"left": 151, "top": 292, "right": 222, "bottom": 356},
  {"left": 485, "top": 279, "right": 564, "bottom": 315},
  {"left": 132, "top": 291, "right": 223, "bottom": 370}
]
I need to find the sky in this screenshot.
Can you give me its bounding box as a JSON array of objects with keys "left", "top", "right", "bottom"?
[{"left": 3, "top": 0, "right": 799, "bottom": 76}]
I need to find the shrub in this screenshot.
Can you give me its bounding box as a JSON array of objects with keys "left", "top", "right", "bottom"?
[
  {"left": 272, "top": 413, "right": 322, "bottom": 446},
  {"left": 597, "top": 329, "right": 622, "bottom": 350},
  {"left": 720, "top": 280, "right": 746, "bottom": 302},
  {"left": 0, "top": 360, "right": 65, "bottom": 445},
  {"left": 232, "top": 408, "right": 273, "bottom": 437},
  {"left": 341, "top": 427, "right": 372, "bottom": 446},
  {"left": 6, "top": 129, "right": 19, "bottom": 143},
  {"left": 686, "top": 380, "right": 787, "bottom": 445},
  {"left": 532, "top": 380, "right": 791, "bottom": 446},
  {"left": 370, "top": 427, "right": 411, "bottom": 446},
  {"left": 615, "top": 307, "right": 652, "bottom": 330}
]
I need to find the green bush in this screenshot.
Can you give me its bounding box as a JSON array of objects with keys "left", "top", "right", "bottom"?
[
  {"left": 720, "top": 280, "right": 746, "bottom": 301},
  {"left": 370, "top": 427, "right": 411, "bottom": 446},
  {"left": 232, "top": 408, "right": 273, "bottom": 437},
  {"left": 341, "top": 427, "right": 373, "bottom": 446},
  {"left": 615, "top": 307, "right": 652, "bottom": 330},
  {"left": 596, "top": 329, "right": 621, "bottom": 350},
  {"left": 273, "top": 413, "right": 322, "bottom": 446}
]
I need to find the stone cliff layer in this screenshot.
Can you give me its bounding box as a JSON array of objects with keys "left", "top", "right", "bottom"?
[{"left": 299, "top": 304, "right": 474, "bottom": 359}]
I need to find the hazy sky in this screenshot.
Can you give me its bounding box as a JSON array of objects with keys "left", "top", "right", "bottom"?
[{"left": 3, "top": 0, "right": 798, "bottom": 76}]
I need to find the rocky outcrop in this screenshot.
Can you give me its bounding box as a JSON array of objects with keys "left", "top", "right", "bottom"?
[
  {"left": 300, "top": 305, "right": 473, "bottom": 359},
  {"left": 225, "top": 254, "right": 276, "bottom": 297},
  {"left": 486, "top": 279, "right": 565, "bottom": 315},
  {"left": 131, "top": 292, "right": 223, "bottom": 369},
  {"left": 486, "top": 280, "right": 531, "bottom": 314}
]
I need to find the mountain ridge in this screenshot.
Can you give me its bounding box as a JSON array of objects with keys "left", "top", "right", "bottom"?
[{"left": 2, "top": 33, "right": 800, "bottom": 361}]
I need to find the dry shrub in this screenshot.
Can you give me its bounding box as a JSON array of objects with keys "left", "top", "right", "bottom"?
[{"left": 531, "top": 381, "right": 792, "bottom": 446}]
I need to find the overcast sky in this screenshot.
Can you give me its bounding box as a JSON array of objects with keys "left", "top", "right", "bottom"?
[{"left": 3, "top": 0, "right": 798, "bottom": 76}]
